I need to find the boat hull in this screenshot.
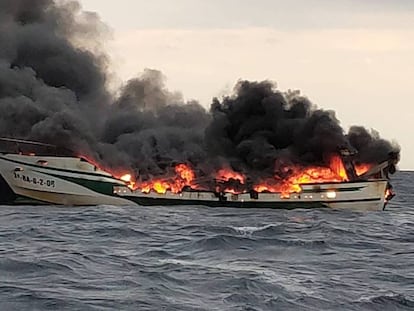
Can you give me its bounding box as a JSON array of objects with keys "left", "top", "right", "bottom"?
[{"left": 115, "top": 180, "right": 388, "bottom": 211}]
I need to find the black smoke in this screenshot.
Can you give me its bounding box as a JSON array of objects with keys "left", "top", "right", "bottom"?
[
  {"left": 0, "top": 0, "right": 400, "bottom": 185},
  {"left": 205, "top": 81, "right": 400, "bottom": 180}
]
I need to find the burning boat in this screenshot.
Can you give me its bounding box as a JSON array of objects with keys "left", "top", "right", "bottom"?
[
  {"left": 0, "top": 138, "right": 396, "bottom": 210},
  {"left": 114, "top": 149, "right": 397, "bottom": 211},
  {"left": 0, "top": 2, "right": 401, "bottom": 211}
]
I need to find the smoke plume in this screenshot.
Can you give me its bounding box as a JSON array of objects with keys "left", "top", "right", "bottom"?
[{"left": 0, "top": 0, "right": 400, "bottom": 186}]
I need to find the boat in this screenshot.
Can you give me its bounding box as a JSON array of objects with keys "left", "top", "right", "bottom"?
[
  {"left": 113, "top": 179, "right": 391, "bottom": 211},
  {"left": 0, "top": 138, "right": 134, "bottom": 206},
  {"left": 0, "top": 138, "right": 396, "bottom": 210}
]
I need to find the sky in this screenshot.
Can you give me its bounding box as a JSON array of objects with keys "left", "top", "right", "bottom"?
[{"left": 79, "top": 0, "right": 414, "bottom": 169}]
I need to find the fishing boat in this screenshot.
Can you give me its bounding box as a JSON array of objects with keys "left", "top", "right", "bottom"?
[
  {"left": 0, "top": 138, "right": 134, "bottom": 206},
  {"left": 0, "top": 138, "right": 396, "bottom": 210},
  {"left": 113, "top": 179, "right": 391, "bottom": 211}
]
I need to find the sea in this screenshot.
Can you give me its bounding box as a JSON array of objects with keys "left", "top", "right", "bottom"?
[{"left": 0, "top": 171, "right": 413, "bottom": 311}]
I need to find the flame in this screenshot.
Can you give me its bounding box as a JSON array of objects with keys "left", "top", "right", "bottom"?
[
  {"left": 355, "top": 164, "right": 371, "bottom": 176},
  {"left": 216, "top": 168, "right": 245, "bottom": 184},
  {"left": 214, "top": 168, "right": 246, "bottom": 194},
  {"left": 119, "top": 173, "right": 137, "bottom": 190},
  {"left": 120, "top": 174, "right": 132, "bottom": 183},
  {"left": 223, "top": 188, "right": 240, "bottom": 194},
  {"left": 153, "top": 181, "right": 170, "bottom": 194},
  {"left": 329, "top": 155, "right": 348, "bottom": 180},
  {"left": 79, "top": 153, "right": 381, "bottom": 197},
  {"left": 254, "top": 164, "right": 345, "bottom": 197},
  {"left": 385, "top": 188, "right": 391, "bottom": 201},
  {"left": 137, "top": 163, "right": 198, "bottom": 194},
  {"left": 385, "top": 186, "right": 395, "bottom": 202},
  {"left": 175, "top": 163, "right": 195, "bottom": 184}
]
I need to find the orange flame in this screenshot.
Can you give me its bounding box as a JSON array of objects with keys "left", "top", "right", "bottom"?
[
  {"left": 80, "top": 153, "right": 379, "bottom": 197},
  {"left": 385, "top": 188, "right": 391, "bottom": 200},
  {"left": 119, "top": 174, "right": 137, "bottom": 190},
  {"left": 329, "top": 155, "right": 348, "bottom": 180},
  {"left": 120, "top": 174, "right": 132, "bottom": 183},
  {"left": 175, "top": 163, "right": 195, "bottom": 184},
  {"left": 138, "top": 163, "right": 198, "bottom": 194},
  {"left": 254, "top": 162, "right": 346, "bottom": 197},
  {"left": 216, "top": 168, "right": 245, "bottom": 184},
  {"left": 355, "top": 164, "right": 371, "bottom": 176}
]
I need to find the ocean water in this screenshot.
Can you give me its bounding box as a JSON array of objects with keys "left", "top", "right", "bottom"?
[{"left": 0, "top": 172, "right": 413, "bottom": 311}]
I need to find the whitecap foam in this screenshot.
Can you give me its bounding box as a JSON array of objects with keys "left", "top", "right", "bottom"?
[
  {"left": 159, "top": 258, "right": 316, "bottom": 296},
  {"left": 230, "top": 224, "right": 280, "bottom": 236}
]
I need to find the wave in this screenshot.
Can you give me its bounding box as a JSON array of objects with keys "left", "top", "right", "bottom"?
[
  {"left": 230, "top": 224, "right": 286, "bottom": 236},
  {"left": 356, "top": 293, "right": 414, "bottom": 310},
  {"left": 0, "top": 258, "right": 78, "bottom": 276},
  {"left": 159, "top": 258, "right": 316, "bottom": 297},
  {"left": 187, "top": 234, "right": 257, "bottom": 252},
  {"left": 90, "top": 226, "right": 150, "bottom": 238}
]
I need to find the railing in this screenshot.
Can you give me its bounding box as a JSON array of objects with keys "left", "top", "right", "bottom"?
[{"left": 0, "top": 138, "right": 75, "bottom": 157}]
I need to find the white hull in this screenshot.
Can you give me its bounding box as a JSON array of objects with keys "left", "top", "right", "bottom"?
[
  {"left": 115, "top": 179, "right": 389, "bottom": 211},
  {"left": 0, "top": 154, "right": 134, "bottom": 206}
]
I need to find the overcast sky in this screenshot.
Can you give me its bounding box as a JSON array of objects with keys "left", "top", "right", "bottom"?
[{"left": 79, "top": 0, "right": 414, "bottom": 169}]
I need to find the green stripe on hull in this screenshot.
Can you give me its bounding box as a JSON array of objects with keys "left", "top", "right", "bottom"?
[{"left": 42, "top": 173, "right": 116, "bottom": 195}]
